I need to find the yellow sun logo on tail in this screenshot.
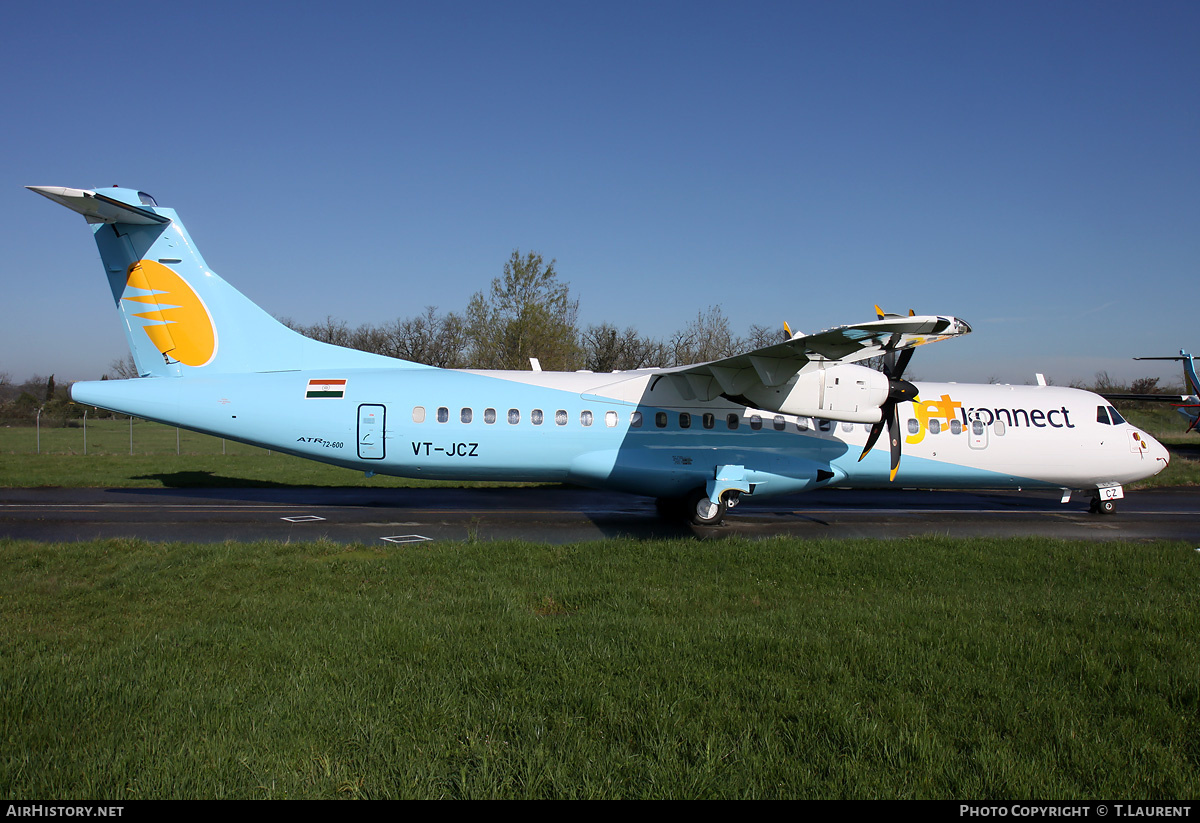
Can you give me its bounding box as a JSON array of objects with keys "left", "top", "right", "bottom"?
[{"left": 122, "top": 260, "right": 217, "bottom": 367}]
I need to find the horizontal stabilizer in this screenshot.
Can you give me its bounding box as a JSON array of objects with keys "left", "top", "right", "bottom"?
[{"left": 26, "top": 186, "right": 169, "bottom": 225}]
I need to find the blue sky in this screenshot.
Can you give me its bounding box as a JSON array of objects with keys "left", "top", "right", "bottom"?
[{"left": 3, "top": 1, "right": 1197, "bottom": 386}]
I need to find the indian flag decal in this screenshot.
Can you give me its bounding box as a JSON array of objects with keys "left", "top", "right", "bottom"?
[{"left": 305, "top": 378, "right": 347, "bottom": 399}]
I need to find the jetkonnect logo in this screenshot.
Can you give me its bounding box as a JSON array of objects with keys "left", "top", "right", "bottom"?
[{"left": 122, "top": 259, "right": 217, "bottom": 367}]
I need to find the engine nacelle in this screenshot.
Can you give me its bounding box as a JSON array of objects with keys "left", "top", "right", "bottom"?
[{"left": 740, "top": 363, "right": 890, "bottom": 424}]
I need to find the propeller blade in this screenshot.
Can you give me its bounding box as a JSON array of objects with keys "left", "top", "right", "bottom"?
[
  {"left": 888, "top": 403, "right": 902, "bottom": 481},
  {"left": 891, "top": 347, "right": 914, "bottom": 380},
  {"left": 858, "top": 418, "right": 885, "bottom": 462}
]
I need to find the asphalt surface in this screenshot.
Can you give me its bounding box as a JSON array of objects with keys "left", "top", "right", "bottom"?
[{"left": 1, "top": 485, "right": 1196, "bottom": 544}]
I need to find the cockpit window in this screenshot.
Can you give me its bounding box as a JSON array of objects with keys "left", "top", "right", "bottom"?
[
  {"left": 1097, "top": 405, "right": 1111, "bottom": 425},
  {"left": 137, "top": 192, "right": 158, "bottom": 207},
  {"left": 1108, "top": 406, "right": 1126, "bottom": 425}
]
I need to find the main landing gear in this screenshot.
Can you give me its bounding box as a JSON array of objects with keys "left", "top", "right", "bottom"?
[{"left": 656, "top": 488, "right": 741, "bottom": 526}]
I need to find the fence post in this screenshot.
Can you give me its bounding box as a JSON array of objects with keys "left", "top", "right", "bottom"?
[
  {"left": 36, "top": 407, "right": 41, "bottom": 454},
  {"left": 83, "top": 409, "right": 88, "bottom": 455},
  {"left": 130, "top": 415, "right": 133, "bottom": 455}
]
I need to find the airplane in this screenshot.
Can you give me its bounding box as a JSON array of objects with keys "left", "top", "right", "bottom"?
[
  {"left": 27, "top": 185, "right": 1171, "bottom": 524},
  {"left": 1102, "top": 353, "right": 1199, "bottom": 434}
]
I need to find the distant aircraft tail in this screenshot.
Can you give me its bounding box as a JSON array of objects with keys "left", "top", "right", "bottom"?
[
  {"left": 1184, "top": 352, "right": 1199, "bottom": 398},
  {"left": 1133, "top": 351, "right": 1200, "bottom": 397},
  {"left": 1133, "top": 351, "right": 1200, "bottom": 432},
  {"left": 27, "top": 186, "right": 422, "bottom": 377}
]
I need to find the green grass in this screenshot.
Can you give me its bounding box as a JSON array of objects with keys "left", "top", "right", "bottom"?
[
  {"left": 2, "top": 535, "right": 1198, "bottom": 799},
  {"left": 0, "top": 418, "right": 531, "bottom": 488}
]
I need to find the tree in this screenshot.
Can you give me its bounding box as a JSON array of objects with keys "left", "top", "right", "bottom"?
[
  {"left": 106, "top": 355, "right": 140, "bottom": 380},
  {"left": 581, "top": 323, "right": 667, "bottom": 372},
  {"left": 379, "top": 306, "right": 470, "bottom": 369},
  {"left": 466, "top": 250, "right": 581, "bottom": 371},
  {"left": 669, "top": 306, "right": 743, "bottom": 366}
]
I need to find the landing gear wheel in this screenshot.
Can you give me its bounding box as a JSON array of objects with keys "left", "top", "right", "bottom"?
[
  {"left": 1090, "top": 495, "right": 1116, "bottom": 515},
  {"left": 686, "top": 488, "right": 727, "bottom": 526}
]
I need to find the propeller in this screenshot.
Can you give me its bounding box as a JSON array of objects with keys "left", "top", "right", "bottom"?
[{"left": 859, "top": 312, "right": 920, "bottom": 481}]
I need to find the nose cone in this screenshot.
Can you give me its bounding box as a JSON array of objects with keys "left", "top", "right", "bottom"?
[{"left": 1136, "top": 429, "right": 1171, "bottom": 478}]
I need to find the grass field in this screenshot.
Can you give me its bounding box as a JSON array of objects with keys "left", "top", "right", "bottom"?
[
  {"left": 0, "top": 417, "right": 533, "bottom": 489},
  {"left": 1, "top": 535, "right": 1197, "bottom": 799}
]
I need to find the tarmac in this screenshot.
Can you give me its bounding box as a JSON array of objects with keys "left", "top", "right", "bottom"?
[{"left": 1, "top": 485, "right": 1196, "bottom": 544}]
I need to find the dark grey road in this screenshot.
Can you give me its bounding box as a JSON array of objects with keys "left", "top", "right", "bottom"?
[{"left": 1, "top": 485, "right": 1196, "bottom": 543}]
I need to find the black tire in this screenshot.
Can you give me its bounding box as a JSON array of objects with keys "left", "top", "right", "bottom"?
[{"left": 686, "top": 488, "right": 727, "bottom": 526}]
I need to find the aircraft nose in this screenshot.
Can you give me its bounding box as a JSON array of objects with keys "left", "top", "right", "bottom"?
[{"left": 1138, "top": 430, "right": 1171, "bottom": 475}]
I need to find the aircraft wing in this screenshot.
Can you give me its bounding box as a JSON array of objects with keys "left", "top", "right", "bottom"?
[
  {"left": 653, "top": 314, "right": 971, "bottom": 401},
  {"left": 1101, "top": 393, "right": 1193, "bottom": 403}
]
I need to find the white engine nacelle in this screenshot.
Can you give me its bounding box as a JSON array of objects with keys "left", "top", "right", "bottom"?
[{"left": 741, "top": 363, "right": 890, "bottom": 424}]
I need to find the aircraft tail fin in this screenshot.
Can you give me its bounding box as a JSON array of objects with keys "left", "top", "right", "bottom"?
[{"left": 28, "top": 186, "right": 423, "bottom": 378}]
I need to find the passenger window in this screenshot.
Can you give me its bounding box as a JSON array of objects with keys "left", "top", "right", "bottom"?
[
  {"left": 508, "top": 409, "right": 520, "bottom": 425},
  {"left": 818, "top": 419, "right": 833, "bottom": 432},
  {"left": 581, "top": 410, "right": 593, "bottom": 427},
  {"left": 972, "top": 420, "right": 984, "bottom": 435},
  {"left": 630, "top": 411, "right": 642, "bottom": 428},
  {"left": 484, "top": 408, "right": 496, "bottom": 424},
  {"left": 750, "top": 415, "right": 762, "bottom": 431},
  {"left": 1097, "top": 406, "right": 1110, "bottom": 425},
  {"left": 907, "top": 419, "right": 919, "bottom": 435},
  {"left": 606, "top": 411, "right": 618, "bottom": 427},
  {"left": 727, "top": 414, "right": 739, "bottom": 430},
  {"left": 994, "top": 420, "right": 1006, "bottom": 435},
  {"left": 656, "top": 412, "right": 668, "bottom": 428},
  {"left": 796, "top": 418, "right": 808, "bottom": 432},
  {"left": 703, "top": 413, "right": 715, "bottom": 429},
  {"left": 437, "top": 406, "right": 449, "bottom": 423},
  {"left": 413, "top": 406, "right": 426, "bottom": 423},
  {"left": 841, "top": 422, "right": 853, "bottom": 433},
  {"left": 531, "top": 409, "right": 544, "bottom": 425},
  {"left": 556, "top": 409, "right": 568, "bottom": 426},
  {"left": 929, "top": 418, "right": 940, "bottom": 435},
  {"left": 679, "top": 413, "right": 691, "bottom": 429},
  {"left": 460, "top": 408, "right": 472, "bottom": 424},
  {"left": 950, "top": 419, "right": 962, "bottom": 435},
  {"left": 774, "top": 415, "right": 785, "bottom": 431}
]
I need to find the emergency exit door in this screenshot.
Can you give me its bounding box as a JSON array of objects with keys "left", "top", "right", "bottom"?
[{"left": 357, "top": 404, "right": 386, "bottom": 459}]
